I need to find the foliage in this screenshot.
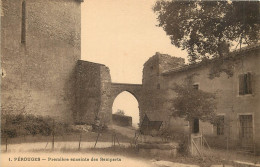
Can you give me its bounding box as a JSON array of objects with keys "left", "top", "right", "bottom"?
[
  {"left": 169, "top": 74, "right": 217, "bottom": 123},
  {"left": 115, "top": 109, "right": 125, "bottom": 116},
  {"left": 1, "top": 114, "right": 77, "bottom": 138},
  {"left": 2, "top": 126, "right": 18, "bottom": 138},
  {"left": 177, "top": 135, "right": 189, "bottom": 155},
  {"left": 153, "top": 1, "right": 259, "bottom": 63}
]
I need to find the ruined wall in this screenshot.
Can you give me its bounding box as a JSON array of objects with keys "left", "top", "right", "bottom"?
[
  {"left": 141, "top": 53, "right": 185, "bottom": 124},
  {"left": 142, "top": 52, "right": 184, "bottom": 89},
  {"left": 142, "top": 54, "right": 160, "bottom": 89},
  {"left": 99, "top": 65, "right": 112, "bottom": 125},
  {"left": 1, "top": 0, "right": 82, "bottom": 122},
  {"left": 75, "top": 61, "right": 101, "bottom": 124},
  {"left": 162, "top": 47, "right": 260, "bottom": 152},
  {"left": 75, "top": 60, "right": 111, "bottom": 125}
]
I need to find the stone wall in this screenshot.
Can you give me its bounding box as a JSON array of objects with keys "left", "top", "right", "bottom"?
[
  {"left": 99, "top": 65, "right": 112, "bottom": 125},
  {"left": 112, "top": 114, "right": 132, "bottom": 127},
  {"left": 142, "top": 54, "right": 160, "bottom": 89},
  {"left": 1, "top": 0, "right": 82, "bottom": 122},
  {"left": 75, "top": 61, "right": 101, "bottom": 124},
  {"left": 75, "top": 60, "right": 112, "bottom": 125}
]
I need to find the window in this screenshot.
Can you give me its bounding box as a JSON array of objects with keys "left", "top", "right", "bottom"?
[
  {"left": 216, "top": 115, "right": 224, "bottom": 135},
  {"left": 239, "top": 73, "right": 252, "bottom": 95},
  {"left": 21, "top": 1, "right": 26, "bottom": 43},
  {"left": 193, "top": 84, "right": 199, "bottom": 90}
]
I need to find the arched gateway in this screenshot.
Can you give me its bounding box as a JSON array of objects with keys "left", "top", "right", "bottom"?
[
  {"left": 74, "top": 60, "right": 145, "bottom": 125},
  {"left": 109, "top": 83, "right": 143, "bottom": 123},
  {"left": 74, "top": 53, "right": 182, "bottom": 126}
]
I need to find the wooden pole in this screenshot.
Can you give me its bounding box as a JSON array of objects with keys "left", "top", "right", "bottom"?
[
  {"left": 52, "top": 120, "right": 55, "bottom": 150},
  {"left": 200, "top": 135, "right": 202, "bottom": 149},
  {"left": 135, "top": 133, "right": 140, "bottom": 145},
  {"left": 5, "top": 138, "right": 8, "bottom": 152},
  {"left": 94, "top": 133, "right": 100, "bottom": 148},
  {"left": 45, "top": 142, "right": 49, "bottom": 149},
  {"left": 112, "top": 133, "right": 114, "bottom": 147},
  {"left": 115, "top": 134, "right": 120, "bottom": 146},
  {"left": 78, "top": 133, "right": 82, "bottom": 151},
  {"left": 113, "top": 134, "right": 115, "bottom": 147}
]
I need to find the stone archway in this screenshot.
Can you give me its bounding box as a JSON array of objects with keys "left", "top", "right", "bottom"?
[
  {"left": 109, "top": 83, "right": 143, "bottom": 124},
  {"left": 112, "top": 91, "right": 140, "bottom": 126}
]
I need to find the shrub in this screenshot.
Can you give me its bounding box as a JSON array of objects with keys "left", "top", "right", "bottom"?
[
  {"left": 177, "top": 136, "right": 189, "bottom": 155},
  {"left": 1, "top": 127, "right": 18, "bottom": 138},
  {"left": 1, "top": 114, "right": 76, "bottom": 137}
]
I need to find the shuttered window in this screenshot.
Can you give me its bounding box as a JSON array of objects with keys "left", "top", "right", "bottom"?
[{"left": 239, "top": 73, "right": 252, "bottom": 95}]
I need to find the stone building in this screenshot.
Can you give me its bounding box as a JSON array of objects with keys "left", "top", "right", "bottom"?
[
  {"left": 1, "top": 0, "right": 83, "bottom": 122},
  {"left": 152, "top": 44, "right": 260, "bottom": 153}
]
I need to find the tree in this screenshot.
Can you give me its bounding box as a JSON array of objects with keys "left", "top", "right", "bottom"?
[
  {"left": 164, "top": 74, "right": 217, "bottom": 155},
  {"left": 169, "top": 74, "right": 217, "bottom": 123},
  {"left": 115, "top": 109, "right": 125, "bottom": 116},
  {"left": 153, "top": 1, "right": 259, "bottom": 63}
]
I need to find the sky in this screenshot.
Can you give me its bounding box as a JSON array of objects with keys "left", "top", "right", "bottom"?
[
  {"left": 81, "top": 0, "right": 187, "bottom": 125},
  {"left": 81, "top": 0, "right": 187, "bottom": 84}
]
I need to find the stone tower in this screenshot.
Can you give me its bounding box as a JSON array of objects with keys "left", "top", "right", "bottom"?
[
  {"left": 141, "top": 52, "right": 185, "bottom": 121},
  {"left": 142, "top": 52, "right": 185, "bottom": 89},
  {"left": 1, "top": 0, "right": 83, "bottom": 122}
]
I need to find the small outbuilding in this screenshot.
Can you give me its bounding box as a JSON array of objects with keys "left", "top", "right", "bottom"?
[{"left": 140, "top": 112, "right": 167, "bottom": 136}]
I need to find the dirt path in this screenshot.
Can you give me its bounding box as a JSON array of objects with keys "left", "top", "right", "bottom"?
[
  {"left": 1, "top": 152, "right": 158, "bottom": 167},
  {"left": 1, "top": 141, "right": 131, "bottom": 152},
  {"left": 110, "top": 125, "right": 137, "bottom": 139}
]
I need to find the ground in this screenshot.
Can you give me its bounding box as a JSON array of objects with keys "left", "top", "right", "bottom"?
[{"left": 1, "top": 125, "right": 260, "bottom": 167}]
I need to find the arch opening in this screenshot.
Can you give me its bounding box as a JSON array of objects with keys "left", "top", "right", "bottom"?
[{"left": 112, "top": 91, "right": 139, "bottom": 128}]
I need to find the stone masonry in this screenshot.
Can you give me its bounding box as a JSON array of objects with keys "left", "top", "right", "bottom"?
[{"left": 1, "top": 0, "right": 82, "bottom": 122}]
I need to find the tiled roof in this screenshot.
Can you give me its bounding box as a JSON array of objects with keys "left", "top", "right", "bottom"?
[{"left": 162, "top": 43, "right": 260, "bottom": 76}]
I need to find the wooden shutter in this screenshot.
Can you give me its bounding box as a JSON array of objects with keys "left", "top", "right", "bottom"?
[
  {"left": 239, "top": 74, "right": 245, "bottom": 95},
  {"left": 247, "top": 72, "right": 252, "bottom": 94}
]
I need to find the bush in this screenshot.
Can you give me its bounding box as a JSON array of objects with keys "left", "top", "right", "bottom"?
[
  {"left": 158, "top": 128, "right": 190, "bottom": 155},
  {"left": 1, "top": 114, "right": 76, "bottom": 137},
  {"left": 2, "top": 128, "right": 17, "bottom": 138},
  {"left": 177, "top": 136, "right": 189, "bottom": 155}
]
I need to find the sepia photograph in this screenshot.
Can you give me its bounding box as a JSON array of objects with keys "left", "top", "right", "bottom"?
[{"left": 0, "top": 0, "right": 259, "bottom": 167}]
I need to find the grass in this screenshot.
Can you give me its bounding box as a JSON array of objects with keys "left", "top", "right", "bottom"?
[
  {"left": 1, "top": 129, "right": 133, "bottom": 145},
  {"left": 199, "top": 147, "right": 260, "bottom": 165}
]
